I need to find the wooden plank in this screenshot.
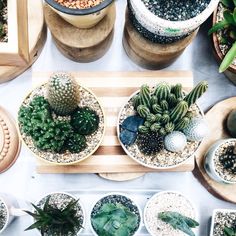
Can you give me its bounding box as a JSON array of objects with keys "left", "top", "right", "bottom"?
[{"left": 33, "top": 71, "right": 195, "bottom": 174}]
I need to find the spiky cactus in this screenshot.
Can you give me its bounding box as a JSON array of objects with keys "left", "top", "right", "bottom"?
[
  {"left": 137, "top": 105, "right": 150, "bottom": 118},
  {"left": 219, "top": 145, "right": 236, "bottom": 174},
  {"left": 175, "top": 117, "right": 190, "bottom": 131},
  {"left": 169, "top": 101, "right": 188, "bottom": 124},
  {"left": 171, "top": 84, "right": 183, "bottom": 99},
  {"left": 139, "top": 84, "right": 152, "bottom": 109},
  {"left": 154, "top": 82, "right": 171, "bottom": 100},
  {"left": 47, "top": 72, "right": 80, "bottom": 116}
]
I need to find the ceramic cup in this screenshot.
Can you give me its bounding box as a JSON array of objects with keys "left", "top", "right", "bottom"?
[{"left": 45, "top": 0, "right": 114, "bottom": 28}]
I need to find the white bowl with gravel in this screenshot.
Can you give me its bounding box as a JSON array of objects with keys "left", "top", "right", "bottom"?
[
  {"left": 90, "top": 192, "right": 142, "bottom": 236},
  {"left": 210, "top": 209, "right": 236, "bottom": 236},
  {"left": 204, "top": 139, "right": 236, "bottom": 184},
  {"left": 144, "top": 191, "right": 198, "bottom": 236}
]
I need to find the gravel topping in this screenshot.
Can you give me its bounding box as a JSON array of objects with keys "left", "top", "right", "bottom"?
[
  {"left": 145, "top": 192, "right": 196, "bottom": 236},
  {"left": 0, "top": 1, "right": 8, "bottom": 42},
  {"left": 54, "top": 0, "right": 104, "bottom": 9},
  {"left": 0, "top": 199, "right": 7, "bottom": 231},
  {"left": 19, "top": 84, "right": 105, "bottom": 164},
  {"left": 214, "top": 140, "right": 236, "bottom": 183},
  {"left": 141, "top": 0, "right": 210, "bottom": 21}
]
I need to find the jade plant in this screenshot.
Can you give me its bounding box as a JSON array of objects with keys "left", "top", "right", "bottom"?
[
  {"left": 91, "top": 203, "right": 139, "bottom": 236},
  {"left": 209, "top": 0, "right": 236, "bottom": 72},
  {"left": 25, "top": 196, "right": 83, "bottom": 236},
  {"left": 158, "top": 211, "right": 199, "bottom": 236}
]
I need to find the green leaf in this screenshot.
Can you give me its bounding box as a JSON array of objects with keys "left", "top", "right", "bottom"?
[
  {"left": 208, "top": 20, "right": 229, "bottom": 35},
  {"left": 221, "top": 0, "right": 235, "bottom": 8},
  {"left": 224, "top": 10, "right": 236, "bottom": 25},
  {"left": 224, "top": 226, "right": 236, "bottom": 236}
]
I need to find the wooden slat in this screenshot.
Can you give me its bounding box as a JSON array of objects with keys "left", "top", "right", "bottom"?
[{"left": 33, "top": 71, "right": 195, "bottom": 174}]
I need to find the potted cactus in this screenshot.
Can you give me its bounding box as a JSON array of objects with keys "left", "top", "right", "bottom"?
[
  {"left": 204, "top": 139, "right": 236, "bottom": 184},
  {"left": 209, "top": 0, "right": 236, "bottom": 84},
  {"left": 18, "top": 72, "right": 105, "bottom": 165},
  {"left": 25, "top": 192, "right": 85, "bottom": 236},
  {"left": 118, "top": 81, "right": 208, "bottom": 169},
  {"left": 144, "top": 191, "right": 199, "bottom": 236},
  {"left": 90, "top": 193, "right": 142, "bottom": 236}
]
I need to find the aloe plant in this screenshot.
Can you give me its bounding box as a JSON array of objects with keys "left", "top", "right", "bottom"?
[{"left": 209, "top": 0, "right": 236, "bottom": 72}]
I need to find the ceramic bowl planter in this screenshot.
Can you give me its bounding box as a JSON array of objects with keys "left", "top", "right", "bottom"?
[
  {"left": 25, "top": 192, "right": 85, "bottom": 236},
  {"left": 204, "top": 139, "right": 236, "bottom": 184},
  {"left": 118, "top": 81, "right": 208, "bottom": 170},
  {"left": 45, "top": 0, "right": 114, "bottom": 28},
  {"left": 210, "top": 209, "right": 236, "bottom": 236},
  {"left": 144, "top": 191, "right": 199, "bottom": 236},
  {"left": 18, "top": 72, "right": 105, "bottom": 166},
  {"left": 90, "top": 193, "right": 142, "bottom": 236}
]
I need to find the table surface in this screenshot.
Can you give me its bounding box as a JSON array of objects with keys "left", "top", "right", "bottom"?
[{"left": 1, "top": 1, "right": 236, "bottom": 235}]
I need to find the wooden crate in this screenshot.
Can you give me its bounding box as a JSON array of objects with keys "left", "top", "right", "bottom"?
[
  {"left": 0, "top": 0, "right": 29, "bottom": 66},
  {"left": 32, "top": 71, "right": 195, "bottom": 174}
]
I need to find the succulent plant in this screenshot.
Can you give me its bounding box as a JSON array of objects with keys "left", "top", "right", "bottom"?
[
  {"left": 219, "top": 145, "right": 236, "bottom": 174},
  {"left": 91, "top": 203, "right": 139, "bottom": 236},
  {"left": 137, "top": 132, "right": 164, "bottom": 155},
  {"left": 71, "top": 107, "right": 99, "bottom": 135},
  {"left": 66, "top": 133, "right": 87, "bottom": 153},
  {"left": 25, "top": 196, "right": 83, "bottom": 236},
  {"left": 164, "top": 131, "right": 187, "bottom": 152},
  {"left": 47, "top": 72, "right": 80, "bottom": 116},
  {"left": 224, "top": 221, "right": 236, "bottom": 236}
]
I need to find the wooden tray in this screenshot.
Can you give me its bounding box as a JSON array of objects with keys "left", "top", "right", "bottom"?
[
  {"left": 194, "top": 97, "right": 236, "bottom": 203},
  {"left": 32, "top": 71, "right": 195, "bottom": 175}
]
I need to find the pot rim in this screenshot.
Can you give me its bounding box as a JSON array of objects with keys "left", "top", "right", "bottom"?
[
  {"left": 89, "top": 192, "right": 143, "bottom": 236},
  {"left": 45, "top": 0, "right": 113, "bottom": 16},
  {"left": 130, "top": 0, "right": 219, "bottom": 30},
  {"left": 0, "top": 197, "right": 9, "bottom": 234},
  {"left": 143, "top": 190, "right": 198, "bottom": 236}
]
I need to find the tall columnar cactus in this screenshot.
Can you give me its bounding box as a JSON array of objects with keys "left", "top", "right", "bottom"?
[
  {"left": 47, "top": 72, "right": 80, "bottom": 116},
  {"left": 175, "top": 117, "right": 190, "bottom": 131},
  {"left": 154, "top": 82, "right": 171, "bottom": 100},
  {"left": 139, "top": 84, "right": 152, "bottom": 109},
  {"left": 170, "top": 101, "right": 188, "bottom": 124},
  {"left": 184, "top": 81, "right": 208, "bottom": 106},
  {"left": 171, "top": 83, "right": 183, "bottom": 99}
]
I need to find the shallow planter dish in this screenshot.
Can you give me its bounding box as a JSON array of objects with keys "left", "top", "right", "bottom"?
[
  {"left": 212, "top": 3, "right": 236, "bottom": 85},
  {"left": 18, "top": 83, "right": 106, "bottom": 166},
  {"left": 129, "top": 0, "right": 219, "bottom": 37},
  {"left": 204, "top": 139, "right": 236, "bottom": 184},
  {"left": 45, "top": 0, "right": 114, "bottom": 28},
  {"left": 144, "top": 191, "right": 198, "bottom": 236},
  {"left": 90, "top": 192, "right": 142, "bottom": 236},
  {"left": 32, "top": 192, "right": 85, "bottom": 236},
  {"left": 117, "top": 89, "right": 204, "bottom": 170},
  {"left": 210, "top": 209, "right": 236, "bottom": 236}
]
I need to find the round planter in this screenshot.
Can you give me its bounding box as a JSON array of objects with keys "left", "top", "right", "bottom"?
[
  {"left": 90, "top": 192, "right": 142, "bottom": 236},
  {"left": 204, "top": 139, "right": 236, "bottom": 184},
  {"left": 129, "top": 0, "right": 219, "bottom": 37},
  {"left": 212, "top": 4, "right": 236, "bottom": 85},
  {"left": 18, "top": 83, "right": 106, "bottom": 166},
  {"left": 117, "top": 89, "right": 204, "bottom": 170},
  {"left": 32, "top": 192, "right": 85, "bottom": 236},
  {"left": 45, "top": 0, "right": 114, "bottom": 28},
  {"left": 144, "top": 191, "right": 198, "bottom": 236}
]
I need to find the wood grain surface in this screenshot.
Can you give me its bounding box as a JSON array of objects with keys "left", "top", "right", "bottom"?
[
  {"left": 194, "top": 97, "right": 236, "bottom": 203},
  {"left": 32, "top": 71, "right": 195, "bottom": 177}
]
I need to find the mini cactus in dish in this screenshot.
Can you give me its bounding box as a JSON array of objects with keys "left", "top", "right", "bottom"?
[
  {"left": 164, "top": 131, "right": 187, "bottom": 152},
  {"left": 219, "top": 146, "right": 236, "bottom": 174}
]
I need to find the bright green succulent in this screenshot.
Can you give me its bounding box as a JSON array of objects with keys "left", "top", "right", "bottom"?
[
  {"left": 208, "top": 0, "right": 236, "bottom": 72},
  {"left": 25, "top": 196, "right": 84, "bottom": 236},
  {"left": 91, "top": 203, "right": 139, "bottom": 236}
]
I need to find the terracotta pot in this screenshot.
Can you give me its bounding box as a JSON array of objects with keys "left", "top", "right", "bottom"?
[{"left": 212, "top": 5, "right": 236, "bottom": 84}]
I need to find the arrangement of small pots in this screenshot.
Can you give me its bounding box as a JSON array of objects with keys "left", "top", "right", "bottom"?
[{"left": 45, "top": 0, "right": 114, "bottom": 28}]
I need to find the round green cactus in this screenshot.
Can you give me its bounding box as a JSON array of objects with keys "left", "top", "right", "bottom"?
[
  {"left": 160, "top": 100, "right": 169, "bottom": 110},
  {"left": 168, "top": 93, "right": 177, "bottom": 107},
  {"left": 175, "top": 117, "right": 190, "bottom": 131},
  {"left": 154, "top": 82, "right": 171, "bottom": 100},
  {"left": 152, "top": 104, "right": 162, "bottom": 114},
  {"left": 132, "top": 94, "right": 141, "bottom": 109},
  {"left": 150, "top": 95, "right": 158, "bottom": 105},
  {"left": 165, "top": 122, "right": 175, "bottom": 133},
  {"left": 71, "top": 107, "right": 99, "bottom": 135},
  {"left": 146, "top": 114, "right": 156, "bottom": 123},
  {"left": 138, "top": 125, "right": 149, "bottom": 134},
  {"left": 170, "top": 101, "right": 189, "bottom": 124},
  {"left": 150, "top": 123, "right": 161, "bottom": 132},
  {"left": 171, "top": 84, "right": 183, "bottom": 99},
  {"left": 137, "top": 105, "right": 150, "bottom": 118},
  {"left": 161, "top": 114, "right": 170, "bottom": 124},
  {"left": 66, "top": 133, "right": 87, "bottom": 153}
]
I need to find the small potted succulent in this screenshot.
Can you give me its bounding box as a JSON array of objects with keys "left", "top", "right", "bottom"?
[
  {"left": 90, "top": 193, "right": 142, "bottom": 236},
  {"left": 210, "top": 209, "right": 236, "bottom": 236},
  {"left": 144, "top": 191, "right": 199, "bottom": 236},
  {"left": 18, "top": 72, "right": 105, "bottom": 165},
  {"left": 25, "top": 192, "right": 85, "bottom": 236},
  {"left": 209, "top": 0, "right": 236, "bottom": 84},
  {"left": 45, "top": 0, "right": 114, "bottom": 28},
  {"left": 204, "top": 139, "right": 236, "bottom": 184},
  {"left": 128, "top": 0, "right": 219, "bottom": 44},
  {"left": 118, "top": 81, "right": 208, "bottom": 169}
]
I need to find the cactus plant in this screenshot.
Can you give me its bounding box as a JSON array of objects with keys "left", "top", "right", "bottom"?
[
  {"left": 47, "top": 72, "right": 80, "bottom": 116},
  {"left": 219, "top": 145, "right": 236, "bottom": 174},
  {"left": 169, "top": 101, "right": 188, "bottom": 123},
  {"left": 154, "top": 82, "right": 171, "bottom": 100},
  {"left": 71, "top": 107, "right": 99, "bottom": 135},
  {"left": 139, "top": 84, "right": 152, "bottom": 109}
]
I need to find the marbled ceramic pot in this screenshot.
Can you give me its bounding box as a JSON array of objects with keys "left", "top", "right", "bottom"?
[{"left": 129, "top": 0, "right": 219, "bottom": 37}]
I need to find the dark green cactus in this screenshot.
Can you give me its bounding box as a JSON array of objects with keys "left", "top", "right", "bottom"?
[
  {"left": 138, "top": 125, "right": 149, "bottom": 134},
  {"left": 150, "top": 123, "right": 161, "bottom": 132},
  {"left": 184, "top": 81, "right": 208, "bottom": 106},
  {"left": 132, "top": 95, "right": 140, "bottom": 109},
  {"left": 137, "top": 105, "right": 150, "bottom": 118},
  {"left": 155, "top": 114, "right": 162, "bottom": 122},
  {"left": 160, "top": 100, "right": 169, "bottom": 110},
  {"left": 144, "top": 121, "right": 152, "bottom": 128},
  {"left": 219, "top": 145, "right": 236, "bottom": 174},
  {"left": 175, "top": 117, "right": 190, "bottom": 131},
  {"left": 146, "top": 114, "right": 156, "bottom": 123},
  {"left": 161, "top": 114, "right": 170, "bottom": 124},
  {"left": 71, "top": 107, "right": 99, "bottom": 135},
  {"left": 170, "top": 101, "right": 188, "bottom": 124},
  {"left": 66, "top": 133, "right": 87, "bottom": 153},
  {"left": 154, "top": 82, "right": 171, "bottom": 100},
  {"left": 152, "top": 104, "right": 163, "bottom": 114},
  {"left": 139, "top": 84, "right": 152, "bottom": 108},
  {"left": 171, "top": 84, "right": 183, "bottom": 99},
  {"left": 151, "top": 95, "right": 158, "bottom": 105},
  {"left": 168, "top": 93, "right": 177, "bottom": 107},
  {"left": 165, "top": 122, "right": 175, "bottom": 133}
]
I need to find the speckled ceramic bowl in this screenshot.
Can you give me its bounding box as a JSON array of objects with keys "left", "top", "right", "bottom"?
[
  {"left": 204, "top": 139, "right": 236, "bottom": 184},
  {"left": 45, "top": 0, "right": 114, "bottom": 28},
  {"left": 129, "top": 0, "right": 219, "bottom": 37}
]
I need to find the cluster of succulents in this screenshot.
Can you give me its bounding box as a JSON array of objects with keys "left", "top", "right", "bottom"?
[
  {"left": 219, "top": 145, "right": 236, "bottom": 174},
  {"left": 0, "top": 0, "right": 7, "bottom": 41},
  {"left": 19, "top": 73, "right": 99, "bottom": 154},
  {"left": 120, "top": 81, "right": 208, "bottom": 155}
]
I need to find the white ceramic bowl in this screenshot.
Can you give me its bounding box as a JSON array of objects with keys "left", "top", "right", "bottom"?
[{"left": 129, "top": 0, "right": 219, "bottom": 37}]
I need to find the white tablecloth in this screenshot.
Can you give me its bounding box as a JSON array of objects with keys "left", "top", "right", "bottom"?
[{"left": 1, "top": 1, "right": 236, "bottom": 235}]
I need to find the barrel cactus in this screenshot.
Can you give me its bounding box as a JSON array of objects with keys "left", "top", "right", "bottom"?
[
  {"left": 219, "top": 145, "right": 236, "bottom": 174},
  {"left": 71, "top": 107, "right": 99, "bottom": 135},
  {"left": 47, "top": 72, "right": 80, "bottom": 116}
]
